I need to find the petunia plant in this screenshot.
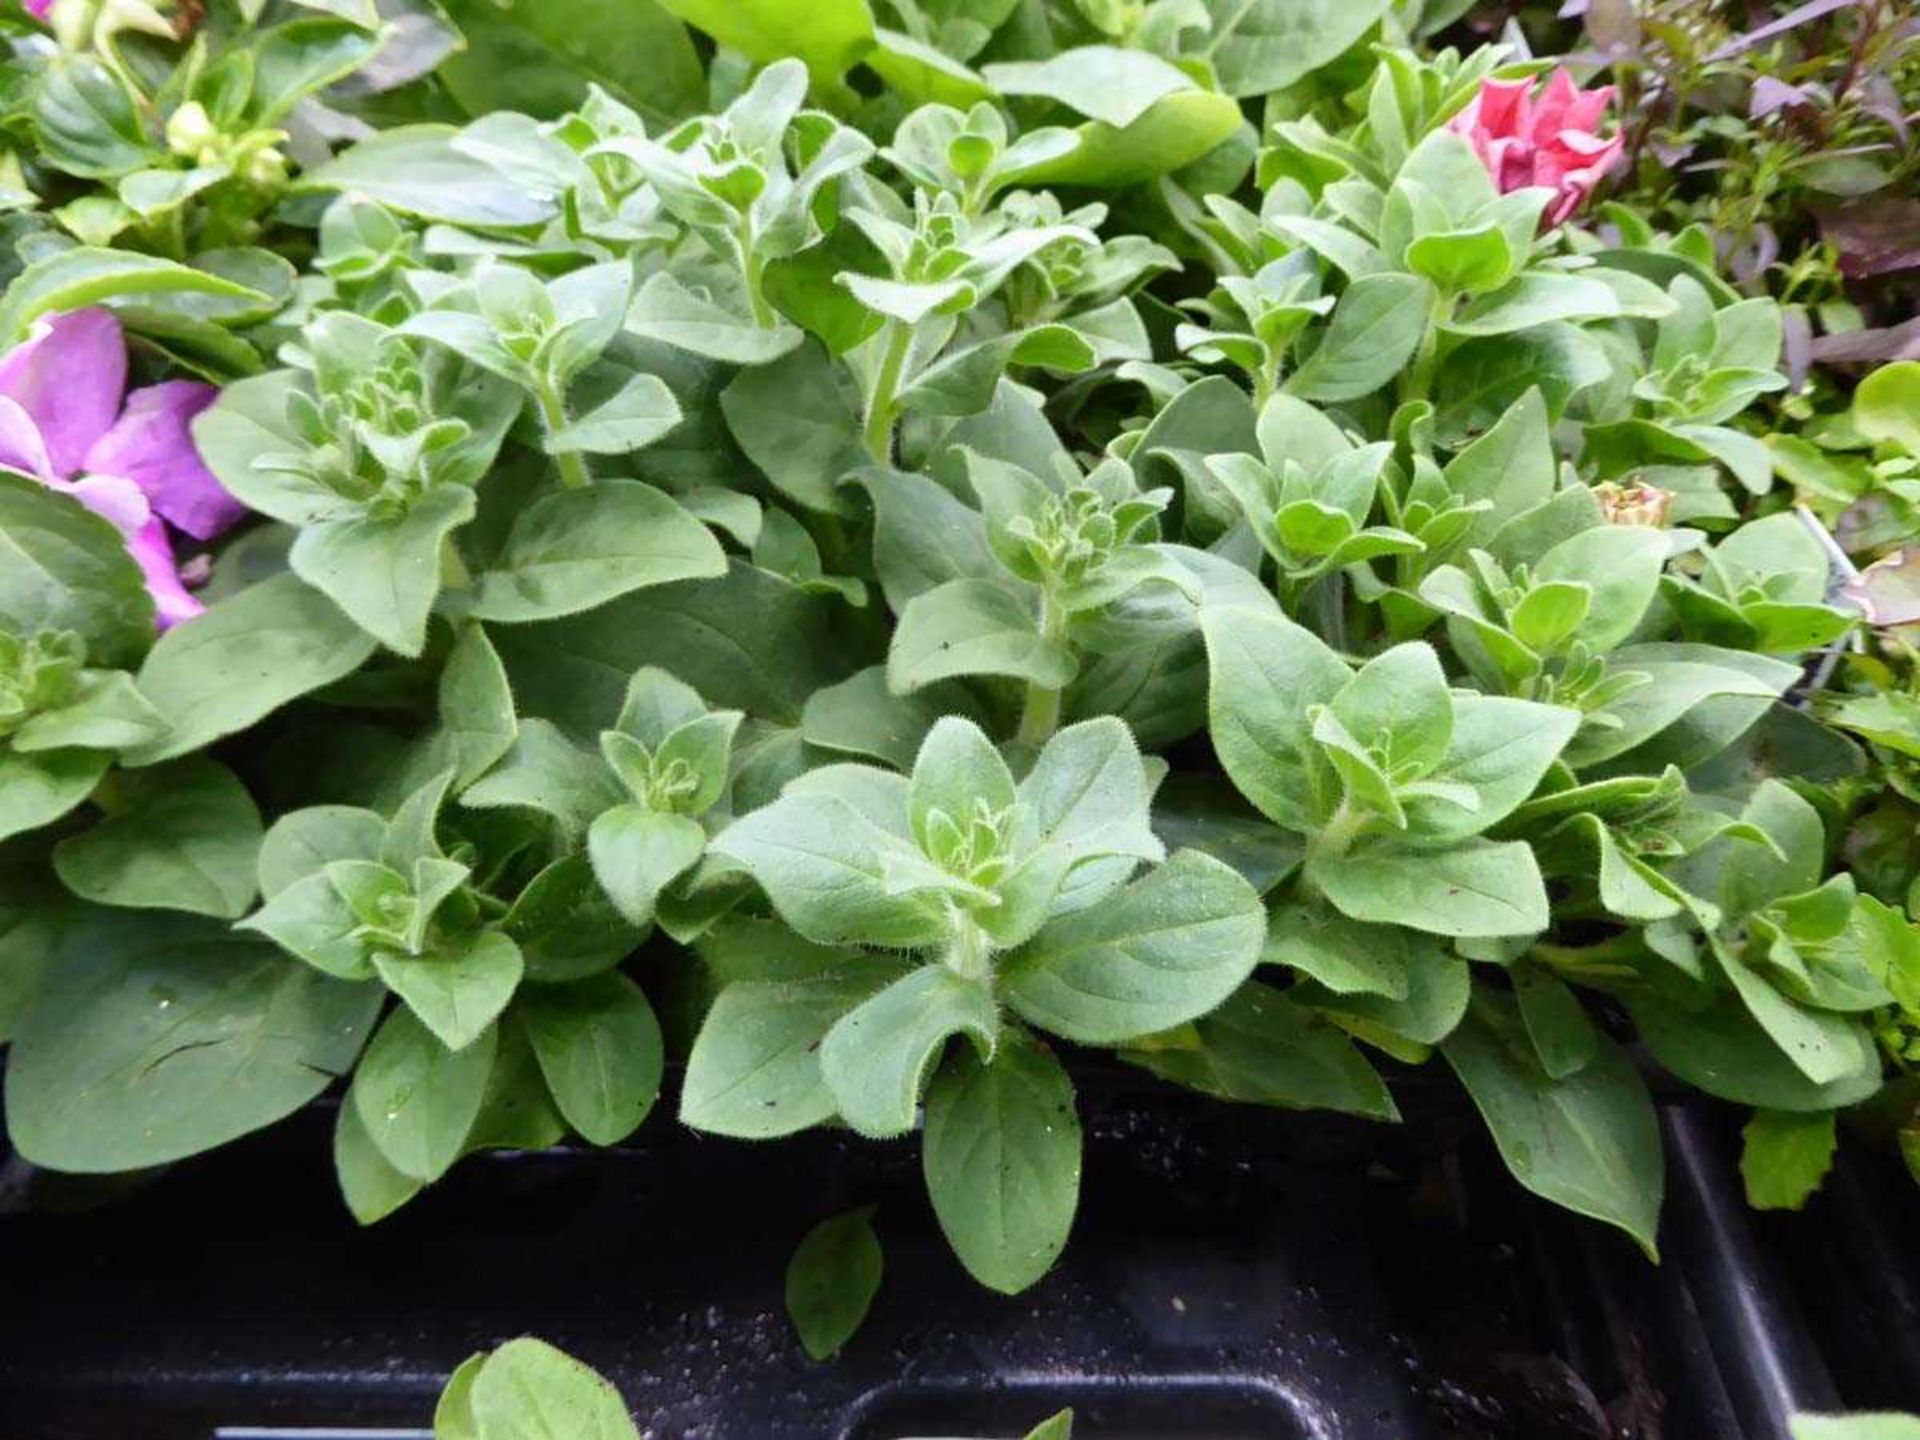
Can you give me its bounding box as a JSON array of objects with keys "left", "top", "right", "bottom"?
[
  {"left": 2, "top": 10, "right": 1918, "bottom": 1321},
  {"left": 693, "top": 714, "right": 1264, "bottom": 1290}
]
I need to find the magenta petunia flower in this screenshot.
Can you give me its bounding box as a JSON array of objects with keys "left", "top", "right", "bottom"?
[
  {"left": 22, "top": 0, "right": 53, "bottom": 21},
  {"left": 1446, "top": 69, "right": 1625, "bottom": 229},
  {"left": 0, "top": 308, "right": 246, "bottom": 629}
]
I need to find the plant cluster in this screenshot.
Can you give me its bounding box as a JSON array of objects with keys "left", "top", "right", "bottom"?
[{"left": 0, "top": 0, "right": 1915, "bottom": 1329}]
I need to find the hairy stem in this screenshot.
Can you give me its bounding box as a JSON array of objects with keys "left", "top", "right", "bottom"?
[
  {"left": 1015, "top": 589, "right": 1066, "bottom": 748},
  {"left": 943, "top": 913, "right": 992, "bottom": 985},
  {"left": 536, "top": 382, "right": 591, "bottom": 489},
  {"left": 1305, "top": 799, "right": 1366, "bottom": 869},
  {"left": 862, "top": 321, "right": 915, "bottom": 465},
  {"left": 739, "top": 228, "right": 777, "bottom": 329}
]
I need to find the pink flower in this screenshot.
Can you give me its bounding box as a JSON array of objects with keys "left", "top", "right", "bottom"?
[
  {"left": 0, "top": 309, "right": 246, "bottom": 629},
  {"left": 22, "top": 0, "right": 52, "bottom": 20},
  {"left": 1447, "top": 69, "right": 1625, "bottom": 229}
]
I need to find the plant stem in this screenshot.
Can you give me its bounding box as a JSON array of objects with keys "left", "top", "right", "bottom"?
[
  {"left": 862, "top": 321, "right": 914, "bottom": 465},
  {"left": 943, "top": 914, "right": 992, "bottom": 985},
  {"left": 536, "top": 383, "right": 591, "bottom": 489},
  {"left": 1400, "top": 289, "right": 1454, "bottom": 405},
  {"left": 1015, "top": 590, "right": 1066, "bottom": 748},
  {"left": 1305, "top": 799, "right": 1365, "bottom": 869},
  {"left": 739, "top": 228, "right": 777, "bottom": 329},
  {"left": 439, "top": 535, "right": 471, "bottom": 589}
]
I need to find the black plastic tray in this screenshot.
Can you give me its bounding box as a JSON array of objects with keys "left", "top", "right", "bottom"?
[{"left": 0, "top": 1083, "right": 1907, "bottom": 1438}]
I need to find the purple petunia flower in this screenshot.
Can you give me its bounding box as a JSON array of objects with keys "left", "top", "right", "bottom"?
[{"left": 0, "top": 308, "right": 247, "bottom": 629}]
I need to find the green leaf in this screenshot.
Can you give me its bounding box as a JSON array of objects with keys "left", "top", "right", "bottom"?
[
  {"left": 52, "top": 756, "right": 263, "bottom": 919},
  {"left": 299, "top": 126, "right": 559, "bottom": 227},
  {"left": 467, "top": 1338, "right": 642, "bottom": 1440},
  {"left": 1444, "top": 994, "right": 1664, "bottom": 1257},
  {"left": 802, "top": 666, "right": 976, "bottom": 770},
  {"left": 464, "top": 719, "right": 625, "bottom": 838},
  {"left": 994, "top": 716, "right": 1166, "bottom": 939},
  {"left": 1262, "top": 905, "right": 1410, "bottom": 998},
  {"left": 438, "top": 625, "right": 519, "bottom": 789},
  {"left": 888, "top": 578, "right": 1073, "bottom": 693},
  {"left": 899, "top": 327, "right": 1096, "bottom": 418},
  {"left": 438, "top": 0, "right": 705, "bottom": 127},
  {"left": 1294, "top": 948, "right": 1470, "bottom": 1055},
  {"left": 1718, "top": 945, "right": 1867, "bottom": 1087},
  {"left": 1719, "top": 779, "right": 1825, "bottom": 920},
  {"left": 1854, "top": 361, "right": 1920, "bottom": 456},
  {"left": 865, "top": 28, "right": 994, "bottom": 106},
  {"left": 0, "top": 473, "right": 154, "bottom": 667},
  {"left": 983, "top": 46, "right": 1194, "bottom": 129},
  {"left": 1405, "top": 224, "right": 1514, "bottom": 296},
  {"left": 0, "top": 867, "right": 63, "bottom": 1047},
  {"left": 1201, "top": 605, "right": 1349, "bottom": 833},
  {"left": 1002, "top": 88, "right": 1243, "bottom": 189},
  {"left": 292, "top": 483, "right": 476, "bottom": 656},
  {"left": 587, "top": 804, "right": 706, "bottom": 926},
  {"left": 251, "top": 17, "right": 386, "bottom": 123},
  {"left": 1003, "top": 851, "right": 1263, "bottom": 1043},
  {"left": 709, "top": 780, "right": 954, "bottom": 948},
  {"left": 1533, "top": 524, "right": 1668, "bottom": 651},
  {"left": 1328, "top": 642, "right": 1452, "bottom": 777},
  {"left": 495, "top": 561, "right": 863, "bottom": 730},
  {"left": 720, "top": 343, "right": 865, "bottom": 514},
  {"left": 436, "top": 1355, "right": 484, "bottom": 1440},
  {"left": 351, "top": 1006, "right": 497, "bottom": 1183},
  {"left": 626, "top": 271, "right": 804, "bottom": 363},
  {"left": 922, "top": 1032, "right": 1081, "bottom": 1295},
  {"left": 240, "top": 870, "right": 373, "bottom": 980},
  {"left": 11, "top": 670, "right": 165, "bottom": 755},
  {"left": 786, "top": 1206, "right": 885, "bottom": 1362},
  {"left": 1791, "top": 1415, "right": 1920, "bottom": 1440},
  {"left": 1561, "top": 645, "right": 1798, "bottom": 769},
  {"left": 547, "top": 374, "right": 685, "bottom": 456},
  {"left": 1403, "top": 696, "right": 1579, "bottom": 846},
  {"left": 680, "top": 968, "right": 901, "bottom": 1138},
  {"left": 1287, "top": 273, "right": 1432, "bottom": 403},
  {"left": 1443, "top": 272, "right": 1621, "bottom": 337},
  {"left": 5, "top": 914, "right": 381, "bottom": 1171},
  {"left": 1511, "top": 966, "right": 1599, "bottom": 1080},
  {"left": 32, "top": 56, "right": 153, "bottom": 180},
  {"left": 505, "top": 857, "right": 646, "bottom": 983},
  {"left": 521, "top": 972, "right": 664, "bottom": 1146},
  {"left": 820, "top": 965, "right": 999, "bottom": 1138},
  {"left": 654, "top": 0, "right": 875, "bottom": 80},
  {"left": 334, "top": 1096, "right": 423, "bottom": 1226},
  {"left": 128, "top": 573, "right": 379, "bottom": 765},
  {"left": 465, "top": 481, "right": 726, "bottom": 623},
  {"left": 857, "top": 466, "right": 998, "bottom": 609},
  {"left": 0, "top": 247, "right": 269, "bottom": 347},
  {"left": 0, "top": 746, "right": 111, "bottom": 845},
  {"left": 1740, "top": 1108, "right": 1837, "bottom": 1211},
  {"left": 908, "top": 715, "right": 1016, "bottom": 851},
  {"left": 1124, "top": 981, "right": 1398, "bottom": 1120},
  {"left": 374, "top": 930, "right": 524, "bottom": 1053},
  {"left": 1442, "top": 389, "right": 1555, "bottom": 544},
  {"left": 1632, "top": 993, "right": 1882, "bottom": 1113},
  {"left": 1201, "top": 0, "right": 1392, "bottom": 97},
  {"left": 1310, "top": 840, "right": 1549, "bottom": 937}
]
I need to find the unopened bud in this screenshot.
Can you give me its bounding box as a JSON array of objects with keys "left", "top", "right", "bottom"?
[{"left": 1594, "top": 481, "right": 1674, "bottom": 528}]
